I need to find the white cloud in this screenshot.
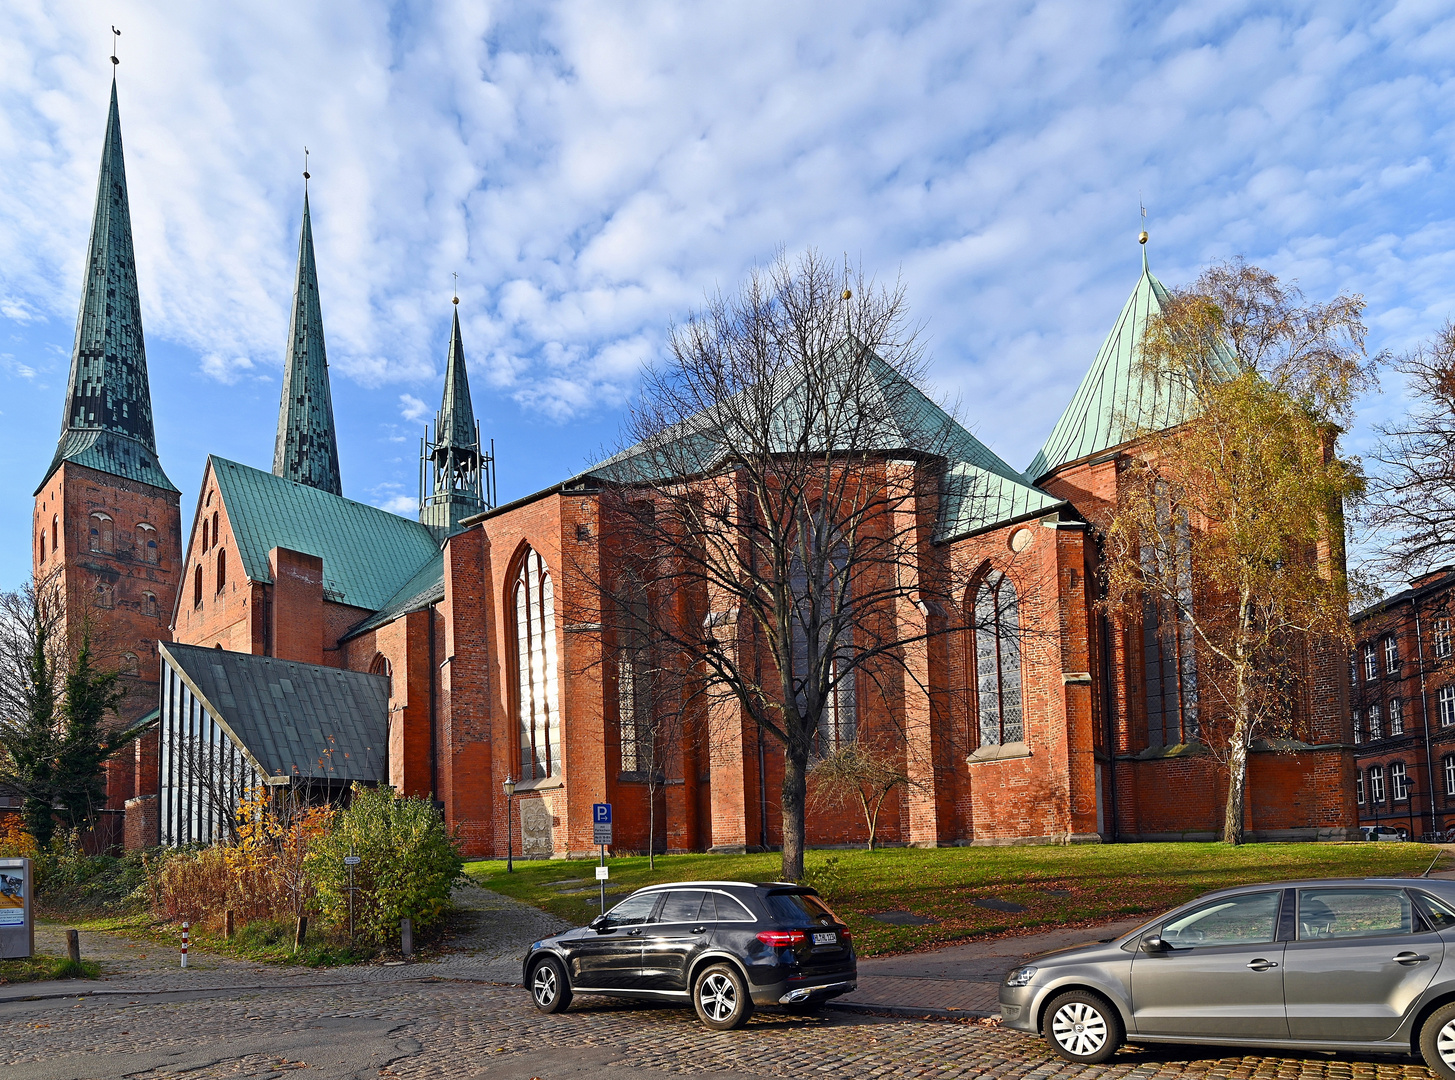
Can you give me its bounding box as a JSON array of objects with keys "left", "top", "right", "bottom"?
[{"left": 398, "top": 393, "right": 429, "bottom": 422}]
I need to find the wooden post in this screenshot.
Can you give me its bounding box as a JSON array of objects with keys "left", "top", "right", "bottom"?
[
  {"left": 400, "top": 917, "right": 413, "bottom": 959},
  {"left": 293, "top": 915, "right": 307, "bottom": 953},
  {"left": 65, "top": 929, "right": 80, "bottom": 964},
  {"left": 225, "top": 910, "right": 235, "bottom": 940}
]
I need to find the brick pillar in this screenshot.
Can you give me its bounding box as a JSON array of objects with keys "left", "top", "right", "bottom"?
[
  {"left": 438, "top": 527, "right": 496, "bottom": 858},
  {"left": 267, "top": 547, "right": 323, "bottom": 664},
  {"left": 705, "top": 616, "right": 752, "bottom": 852},
  {"left": 124, "top": 794, "right": 158, "bottom": 851}
]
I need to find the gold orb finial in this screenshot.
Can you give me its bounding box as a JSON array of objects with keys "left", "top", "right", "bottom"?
[
  {"left": 1139, "top": 230, "right": 1148, "bottom": 245},
  {"left": 842, "top": 289, "right": 852, "bottom": 300}
]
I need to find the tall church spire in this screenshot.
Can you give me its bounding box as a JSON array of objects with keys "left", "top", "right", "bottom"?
[
  {"left": 38, "top": 75, "right": 176, "bottom": 494},
  {"left": 272, "top": 185, "right": 343, "bottom": 496},
  {"left": 420, "top": 301, "right": 490, "bottom": 540}
]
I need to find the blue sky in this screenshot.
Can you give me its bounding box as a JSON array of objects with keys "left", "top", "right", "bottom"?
[{"left": 2, "top": 1, "right": 1454, "bottom": 588}]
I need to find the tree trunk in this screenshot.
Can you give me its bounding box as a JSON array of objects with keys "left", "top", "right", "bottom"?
[
  {"left": 648, "top": 780, "right": 657, "bottom": 870},
  {"left": 781, "top": 746, "right": 809, "bottom": 881},
  {"left": 1223, "top": 657, "right": 1252, "bottom": 845},
  {"left": 858, "top": 790, "right": 876, "bottom": 852}
]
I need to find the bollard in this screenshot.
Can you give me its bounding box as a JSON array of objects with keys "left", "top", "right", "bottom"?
[
  {"left": 293, "top": 915, "right": 307, "bottom": 953},
  {"left": 66, "top": 929, "right": 80, "bottom": 965},
  {"left": 225, "top": 910, "right": 235, "bottom": 940},
  {"left": 180, "top": 922, "right": 189, "bottom": 969},
  {"left": 401, "top": 917, "right": 413, "bottom": 960}
]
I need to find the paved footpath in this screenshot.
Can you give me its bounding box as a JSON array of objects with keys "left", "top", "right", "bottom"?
[{"left": 0, "top": 885, "right": 1442, "bottom": 1080}]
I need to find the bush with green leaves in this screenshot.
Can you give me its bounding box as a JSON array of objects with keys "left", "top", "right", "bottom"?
[{"left": 305, "top": 785, "right": 462, "bottom": 946}]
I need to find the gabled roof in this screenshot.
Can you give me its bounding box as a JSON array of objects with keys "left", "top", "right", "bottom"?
[
  {"left": 160, "top": 641, "right": 386, "bottom": 784},
  {"left": 209, "top": 455, "right": 438, "bottom": 611},
  {"left": 343, "top": 549, "right": 444, "bottom": 639},
  {"left": 272, "top": 191, "right": 343, "bottom": 496},
  {"left": 582, "top": 345, "right": 1062, "bottom": 542},
  {"left": 1027, "top": 253, "right": 1239, "bottom": 483},
  {"left": 38, "top": 78, "right": 175, "bottom": 495}
]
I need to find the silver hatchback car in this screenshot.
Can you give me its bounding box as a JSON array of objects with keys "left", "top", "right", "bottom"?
[{"left": 1000, "top": 878, "right": 1455, "bottom": 1077}]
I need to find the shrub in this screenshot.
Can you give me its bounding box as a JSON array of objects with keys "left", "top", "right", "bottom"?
[
  {"left": 0, "top": 817, "right": 36, "bottom": 858},
  {"left": 32, "top": 829, "right": 149, "bottom": 914},
  {"left": 306, "top": 785, "right": 462, "bottom": 946}
]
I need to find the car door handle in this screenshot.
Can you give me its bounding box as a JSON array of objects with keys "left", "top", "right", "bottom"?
[
  {"left": 1246, "top": 959, "right": 1279, "bottom": 971},
  {"left": 1395, "top": 952, "right": 1431, "bottom": 964},
  {"left": 627, "top": 929, "right": 643, "bottom": 936},
  {"left": 691, "top": 926, "right": 707, "bottom": 934}
]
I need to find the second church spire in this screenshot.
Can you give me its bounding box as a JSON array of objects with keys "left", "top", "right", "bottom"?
[{"left": 273, "top": 185, "right": 342, "bottom": 496}]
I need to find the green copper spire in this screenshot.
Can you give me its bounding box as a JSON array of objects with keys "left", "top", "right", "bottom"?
[
  {"left": 420, "top": 302, "right": 487, "bottom": 540},
  {"left": 38, "top": 77, "right": 177, "bottom": 495},
  {"left": 272, "top": 189, "right": 343, "bottom": 496}
]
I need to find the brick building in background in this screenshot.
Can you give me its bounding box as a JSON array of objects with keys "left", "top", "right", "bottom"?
[
  {"left": 35, "top": 76, "right": 1360, "bottom": 855},
  {"left": 1350, "top": 568, "right": 1455, "bottom": 838}
]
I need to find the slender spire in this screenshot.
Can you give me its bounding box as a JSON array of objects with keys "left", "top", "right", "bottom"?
[
  {"left": 272, "top": 179, "right": 343, "bottom": 496},
  {"left": 420, "top": 301, "right": 487, "bottom": 540},
  {"left": 38, "top": 72, "right": 176, "bottom": 494}
]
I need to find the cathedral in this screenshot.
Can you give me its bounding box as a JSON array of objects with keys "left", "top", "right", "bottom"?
[{"left": 34, "top": 77, "right": 1359, "bottom": 857}]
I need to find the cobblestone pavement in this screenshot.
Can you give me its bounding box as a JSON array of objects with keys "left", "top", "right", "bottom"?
[{"left": 0, "top": 975, "right": 1443, "bottom": 1080}]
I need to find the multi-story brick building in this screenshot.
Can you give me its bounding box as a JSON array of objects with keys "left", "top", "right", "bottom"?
[
  {"left": 1350, "top": 568, "right": 1455, "bottom": 839},
  {"left": 38, "top": 76, "right": 1360, "bottom": 855}
]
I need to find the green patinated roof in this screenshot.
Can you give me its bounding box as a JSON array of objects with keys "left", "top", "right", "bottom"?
[
  {"left": 1027, "top": 254, "right": 1239, "bottom": 482},
  {"left": 343, "top": 549, "right": 444, "bottom": 639},
  {"left": 161, "top": 641, "right": 387, "bottom": 783},
  {"left": 421, "top": 307, "right": 485, "bottom": 539},
  {"left": 272, "top": 192, "right": 343, "bottom": 496},
  {"left": 209, "top": 455, "right": 438, "bottom": 611},
  {"left": 437, "top": 308, "right": 476, "bottom": 454},
  {"left": 38, "top": 78, "right": 176, "bottom": 495},
  {"left": 583, "top": 344, "right": 1062, "bottom": 542}
]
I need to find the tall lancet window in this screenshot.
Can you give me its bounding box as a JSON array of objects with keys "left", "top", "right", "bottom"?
[
  {"left": 616, "top": 573, "right": 653, "bottom": 774},
  {"left": 974, "top": 571, "right": 1023, "bottom": 747},
  {"left": 515, "top": 547, "right": 560, "bottom": 779},
  {"left": 790, "top": 523, "right": 856, "bottom": 756}
]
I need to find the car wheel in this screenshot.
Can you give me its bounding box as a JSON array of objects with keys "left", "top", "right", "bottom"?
[
  {"left": 693, "top": 963, "right": 754, "bottom": 1030},
  {"left": 1420, "top": 1002, "right": 1455, "bottom": 1080},
  {"left": 1043, "top": 990, "right": 1123, "bottom": 1065},
  {"left": 529, "top": 956, "right": 572, "bottom": 1014}
]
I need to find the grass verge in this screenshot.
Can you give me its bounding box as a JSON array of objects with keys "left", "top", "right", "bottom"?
[
  {"left": 37, "top": 912, "right": 373, "bottom": 968},
  {"left": 464, "top": 842, "right": 1442, "bottom": 956},
  {"left": 0, "top": 953, "right": 101, "bottom": 985}
]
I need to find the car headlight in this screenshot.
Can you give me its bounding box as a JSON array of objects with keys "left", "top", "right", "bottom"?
[{"left": 1004, "top": 966, "right": 1037, "bottom": 987}]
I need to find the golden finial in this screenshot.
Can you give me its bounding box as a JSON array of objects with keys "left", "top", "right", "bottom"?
[
  {"left": 452, "top": 272, "right": 459, "bottom": 304},
  {"left": 1139, "top": 200, "right": 1148, "bottom": 245},
  {"left": 842, "top": 289, "right": 852, "bottom": 301}
]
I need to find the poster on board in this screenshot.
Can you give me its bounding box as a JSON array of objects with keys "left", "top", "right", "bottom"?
[{"left": 0, "top": 863, "right": 25, "bottom": 926}]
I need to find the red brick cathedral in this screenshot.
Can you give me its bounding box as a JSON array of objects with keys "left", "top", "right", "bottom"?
[{"left": 36, "top": 79, "right": 1359, "bottom": 856}]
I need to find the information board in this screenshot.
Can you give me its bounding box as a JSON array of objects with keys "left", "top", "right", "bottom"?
[{"left": 0, "top": 857, "right": 32, "bottom": 959}]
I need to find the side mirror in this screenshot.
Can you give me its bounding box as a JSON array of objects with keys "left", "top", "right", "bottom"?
[
  {"left": 589, "top": 915, "right": 609, "bottom": 932},
  {"left": 1141, "top": 934, "right": 1167, "bottom": 953}
]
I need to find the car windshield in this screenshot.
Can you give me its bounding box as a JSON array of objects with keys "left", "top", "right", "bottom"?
[{"left": 765, "top": 890, "right": 837, "bottom": 925}]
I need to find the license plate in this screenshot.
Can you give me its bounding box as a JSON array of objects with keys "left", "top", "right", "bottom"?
[{"left": 812, "top": 932, "right": 837, "bottom": 945}]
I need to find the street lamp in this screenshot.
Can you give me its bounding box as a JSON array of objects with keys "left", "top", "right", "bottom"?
[{"left": 503, "top": 775, "right": 516, "bottom": 873}]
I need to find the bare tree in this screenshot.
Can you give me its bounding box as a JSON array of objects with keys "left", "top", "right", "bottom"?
[
  {"left": 589, "top": 249, "right": 978, "bottom": 881},
  {"left": 808, "top": 739, "right": 916, "bottom": 851},
  {"left": 1102, "top": 259, "right": 1374, "bottom": 844},
  {"left": 1363, "top": 320, "right": 1455, "bottom": 581}
]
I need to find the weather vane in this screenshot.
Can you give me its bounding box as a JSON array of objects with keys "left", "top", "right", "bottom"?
[
  {"left": 452, "top": 272, "right": 459, "bottom": 305},
  {"left": 111, "top": 26, "right": 120, "bottom": 67},
  {"left": 1139, "top": 200, "right": 1148, "bottom": 245},
  {"left": 303, "top": 147, "right": 310, "bottom": 191}
]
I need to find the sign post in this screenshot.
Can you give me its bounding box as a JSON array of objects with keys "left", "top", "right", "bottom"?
[
  {"left": 0, "top": 857, "right": 32, "bottom": 960},
  {"left": 592, "top": 804, "right": 612, "bottom": 914},
  {"left": 344, "top": 853, "right": 361, "bottom": 942}
]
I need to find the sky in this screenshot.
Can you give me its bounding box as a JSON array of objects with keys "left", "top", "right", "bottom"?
[{"left": 2, "top": 1, "right": 1454, "bottom": 588}]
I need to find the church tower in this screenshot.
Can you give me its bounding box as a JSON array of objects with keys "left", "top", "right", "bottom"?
[
  {"left": 272, "top": 185, "right": 343, "bottom": 496},
  {"left": 419, "top": 300, "right": 492, "bottom": 540},
  {"left": 32, "top": 72, "right": 183, "bottom": 847}
]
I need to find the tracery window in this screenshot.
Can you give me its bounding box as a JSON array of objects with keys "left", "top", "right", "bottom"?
[
  {"left": 616, "top": 574, "right": 653, "bottom": 774},
  {"left": 137, "top": 522, "right": 158, "bottom": 564},
  {"left": 973, "top": 571, "right": 1022, "bottom": 747},
  {"left": 514, "top": 547, "right": 560, "bottom": 779},
  {"left": 90, "top": 512, "right": 114, "bottom": 554},
  {"left": 790, "top": 524, "right": 856, "bottom": 756},
  {"left": 1141, "top": 494, "right": 1198, "bottom": 747}
]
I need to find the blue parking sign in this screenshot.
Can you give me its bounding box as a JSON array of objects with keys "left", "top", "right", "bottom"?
[{"left": 593, "top": 803, "right": 613, "bottom": 844}]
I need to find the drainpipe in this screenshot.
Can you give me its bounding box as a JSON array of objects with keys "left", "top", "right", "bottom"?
[{"left": 1414, "top": 601, "right": 1436, "bottom": 836}]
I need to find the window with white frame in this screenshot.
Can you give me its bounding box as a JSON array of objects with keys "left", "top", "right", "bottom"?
[
  {"left": 1352, "top": 708, "right": 1362, "bottom": 745},
  {"left": 1369, "top": 766, "right": 1386, "bottom": 803},
  {"left": 1369, "top": 703, "right": 1383, "bottom": 740},
  {"left": 514, "top": 547, "right": 560, "bottom": 779},
  {"left": 1364, "top": 644, "right": 1378, "bottom": 681},
  {"left": 1437, "top": 619, "right": 1453, "bottom": 661},
  {"left": 1445, "top": 755, "right": 1455, "bottom": 798},
  {"left": 1389, "top": 697, "right": 1404, "bottom": 736},
  {"left": 1441, "top": 686, "right": 1455, "bottom": 728},
  {"left": 1357, "top": 771, "right": 1366, "bottom": 804},
  {"left": 1350, "top": 653, "right": 1359, "bottom": 687},
  {"left": 1392, "top": 762, "right": 1409, "bottom": 801},
  {"left": 1385, "top": 636, "right": 1400, "bottom": 674}
]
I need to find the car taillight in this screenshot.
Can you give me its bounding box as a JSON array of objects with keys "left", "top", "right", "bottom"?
[
  {"left": 757, "top": 930, "right": 807, "bottom": 947},
  {"left": 840, "top": 929, "right": 851, "bottom": 943}
]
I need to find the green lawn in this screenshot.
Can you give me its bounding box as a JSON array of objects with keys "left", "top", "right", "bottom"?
[
  {"left": 464, "top": 842, "right": 1443, "bottom": 957},
  {"left": 0, "top": 953, "right": 99, "bottom": 985}
]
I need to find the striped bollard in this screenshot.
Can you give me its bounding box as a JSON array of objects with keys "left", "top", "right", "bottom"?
[{"left": 180, "top": 921, "right": 189, "bottom": 968}]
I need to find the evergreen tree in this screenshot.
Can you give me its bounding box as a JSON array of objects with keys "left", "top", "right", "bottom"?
[
  {"left": 0, "top": 575, "right": 65, "bottom": 848},
  {"left": 54, "top": 629, "right": 127, "bottom": 833}
]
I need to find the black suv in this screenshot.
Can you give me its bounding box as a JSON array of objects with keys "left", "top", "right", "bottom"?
[{"left": 522, "top": 880, "right": 857, "bottom": 1029}]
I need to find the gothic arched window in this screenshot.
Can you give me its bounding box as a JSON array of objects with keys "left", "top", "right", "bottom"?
[
  {"left": 514, "top": 547, "right": 560, "bottom": 779},
  {"left": 120, "top": 653, "right": 139, "bottom": 677},
  {"left": 38, "top": 530, "right": 45, "bottom": 563},
  {"left": 95, "top": 579, "right": 115, "bottom": 610},
  {"left": 193, "top": 564, "right": 203, "bottom": 609},
  {"left": 90, "top": 512, "right": 114, "bottom": 554},
  {"left": 142, "top": 591, "right": 158, "bottom": 618},
  {"left": 370, "top": 653, "right": 393, "bottom": 697},
  {"left": 216, "top": 549, "right": 226, "bottom": 592},
  {"left": 973, "top": 571, "right": 1022, "bottom": 747},
  {"left": 790, "top": 520, "right": 856, "bottom": 756},
  {"left": 51, "top": 515, "right": 58, "bottom": 554},
  {"left": 616, "top": 574, "right": 652, "bottom": 774},
  {"left": 201, "top": 519, "right": 209, "bottom": 553},
  {"left": 137, "top": 522, "right": 158, "bottom": 565}
]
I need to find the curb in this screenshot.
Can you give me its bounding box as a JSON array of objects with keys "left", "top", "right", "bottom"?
[
  {"left": 0, "top": 975, "right": 520, "bottom": 1005},
  {"left": 828, "top": 1000, "right": 996, "bottom": 1021}
]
